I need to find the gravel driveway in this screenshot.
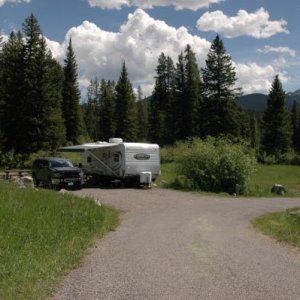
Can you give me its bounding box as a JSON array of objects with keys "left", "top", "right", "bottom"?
[{"left": 53, "top": 188, "right": 300, "bottom": 300}]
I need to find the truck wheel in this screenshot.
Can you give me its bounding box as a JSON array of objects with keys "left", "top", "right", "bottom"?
[
  {"left": 32, "top": 174, "right": 40, "bottom": 187},
  {"left": 48, "top": 178, "right": 54, "bottom": 190}
]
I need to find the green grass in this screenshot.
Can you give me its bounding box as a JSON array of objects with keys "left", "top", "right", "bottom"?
[
  {"left": 246, "top": 164, "right": 300, "bottom": 197},
  {"left": 156, "top": 163, "right": 300, "bottom": 197},
  {"left": 0, "top": 181, "right": 119, "bottom": 300},
  {"left": 252, "top": 208, "right": 300, "bottom": 248}
]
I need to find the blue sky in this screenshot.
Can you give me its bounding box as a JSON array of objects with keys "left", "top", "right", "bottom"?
[{"left": 0, "top": 0, "right": 299, "bottom": 98}]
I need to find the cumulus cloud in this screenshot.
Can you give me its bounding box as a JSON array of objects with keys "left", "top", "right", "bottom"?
[
  {"left": 257, "top": 45, "right": 296, "bottom": 57},
  {"left": 196, "top": 8, "right": 289, "bottom": 38},
  {"left": 235, "top": 62, "right": 288, "bottom": 94},
  {"left": 46, "top": 9, "right": 211, "bottom": 97},
  {"left": 88, "top": 0, "right": 223, "bottom": 11},
  {"left": 45, "top": 8, "right": 289, "bottom": 97},
  {"left": 0, "top": 0, "right": 30, "bottom": 6}
]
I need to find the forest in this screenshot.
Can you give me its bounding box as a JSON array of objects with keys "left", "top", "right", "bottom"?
[{"left": 0, "top": 14, "right": 300, "bottom": 167}]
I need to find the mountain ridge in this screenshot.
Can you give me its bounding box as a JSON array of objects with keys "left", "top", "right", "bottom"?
[{"left": 238, "top": 90, "right": 300, "bottom": 112}]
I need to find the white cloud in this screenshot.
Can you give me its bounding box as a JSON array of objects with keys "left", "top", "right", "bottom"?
[
  {"left": 196, "top": 8, "right": 289, "bottom": 38},
  {"left": 257, "top": 45, "right": 296, "bottom": 57},
  {"left": 44, "top": 8, "right": 290, "bottom": 97},
  {"left": 46, "top": 9, "right": 211, "bottom": 97},
  {"left": 88, "top": 0, "right": 129, "bottom": 10},
  {"left": 0, "top": 0, "right": 30, "bottom": 6},
  {"left": 235, "top": 62, "right": 288, "bottom": 94},
  {"left": 88, "top": 0, "right": 223, "bottom": 11}
]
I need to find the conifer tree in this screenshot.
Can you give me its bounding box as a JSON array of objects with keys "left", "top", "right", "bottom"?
[
  {"left": 1, "top": 14, "right": 65, "bottom": 154},
  {"left": 136, "top": 85, "right": 149, "bottom": 141},
  {"left": 249, "top": 113, "right": 261, "bottom": 149},
  {"left": 201, "top": 34, "right": 245, "bottom": 138},
  {"left": 99, "top": 80, "right": 116, "bottom": 141},
  {"left": 85, "top": 78, "right": 101, "bottom": 141},
  {"left": 114, "top": 62, "right": 137, "bottom": 141},
  {"left": 150, "top": 53, "right": 176, "bottom": 144},
  {"left": 62, "top": 38, "right": 84, "bottom": 144},
  {"left": 174, "top": 52, "right": 186, "bottom": 140},
  {"left": 0, "top": 31, "right": 25, "bottom": 153},
  {"left": 182, "top": 45, "right": 202, "bottom": 138},
  {"left": 291, "top": 100, "right": 300, "bottom": 152},
  {"left": 261, "top": 75, "right": 292, "bottom": 158}
]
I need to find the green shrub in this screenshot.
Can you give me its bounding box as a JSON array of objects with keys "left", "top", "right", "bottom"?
[
  {"left": 173, "top": 137, "right": 257, "bottom": 194},
  {"left": 160, "top": 146, "right": 175, "bottom": 163}
]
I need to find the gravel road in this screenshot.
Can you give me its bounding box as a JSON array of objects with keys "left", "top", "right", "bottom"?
[{"left": 53, "top": 188, "right": 300, "bottom": 300}]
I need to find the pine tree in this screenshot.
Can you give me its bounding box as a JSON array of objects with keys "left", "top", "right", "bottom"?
[
  {"left": 182, "top": 44, "right": 202, "bottom": 138},
  {"left": 261, "top": 75, "right": 292, "bottom": 158},
  {"left": 85, "top": 78, "right": 101, "bottom": 140},
  {"left": 0, "top": 31, "right": 25, "bottom": 153},
  {"left": 136, "top": 85, "right": 149, "bottom": 141},
  {"left": 201, "top": 34, "right": 245, "bottom": 138},
  {"left": 1, "top": 14, "right": 65, "bottom": 155},
  {"left": 114, "top": 62, "right": 137, "bottom": 141},
  {"left": 174, "top": 52, "right": 186, "bottom": 141},
  {"left": 99, "top": 80, "right": 116, "bottom": 141},
  {"left": 291, "top": 100, "right": 300, "bottom": 152},
  {"left": 249, "top": 113, "right": 261, "bottom": 149},
  {"left": 150, "top": 53, "right": 176, "bottom": 144},
  {"left": 62, "top": 38, "right": 84, "bottom": 144}
]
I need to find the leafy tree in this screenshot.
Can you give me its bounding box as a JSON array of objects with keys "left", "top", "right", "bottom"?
[
  {"left": 99, "top": 80, "right": 116, "bottom": 141},
  {"left": 201, "top": 34, "right": 245, "bottom": 138},
  {"left": 261, "top": 75, "right": 292, "bottom": 158},
  {"left": 62, "top": 38, "right": 85, "bottom": 144},
  {"left": 114, "top": 62, "right": 137, "bottom": 141},
  {"left": 136, "top": 85, "right": 149, "bottom": 141}
]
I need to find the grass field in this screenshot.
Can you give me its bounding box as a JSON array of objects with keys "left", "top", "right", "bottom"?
[
  {"left": 156, "top": 163, "right": 300, "bottom": 197},
  {"left": 252, "top": 208, "right": 300, "bottom": 248},
  {"left": 0, "top": 181, "right": 119, "bottom": 300}
]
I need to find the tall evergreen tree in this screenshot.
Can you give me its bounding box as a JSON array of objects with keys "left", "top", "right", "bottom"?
[
  {"left": 85, "top": 78, "right": 101, "bottom": 141},
  {"left": 249, "top": 113, "right": 261, "bottom": 149},
  {"left": 114, "top": 62, "right": 137, "bottom": 141},
  {"left": 181, "top": 44, "right": 202, "bottom": 138},
  {"left": 0, "top": 31, "right": 25, "bottom": 153},
  {"left": 99, "top": 80, "right": 116, "bottom": 141},
  {"left": 291, "top": 100, "right": 300, "bottom": 152},
  {"left": 201, "top": 34, "right": 245, "bottom": 138},
  {"left": 1, "top": 14, "right": 65, "bottom": 154},
  {"left": 174, "top": 52, "right": 186, "bottom": 141},
  {"left": 136, "top": 85, "right": 149, "bottom": 141},
  {"left": 261, "top": 75, "right": 292, "bottom": 157},
  {"left": 150, "top": 53, "right": 176, "bottom": 144},
  {"left": 62, "top": 38, "right": 84, "bottom": 144}
]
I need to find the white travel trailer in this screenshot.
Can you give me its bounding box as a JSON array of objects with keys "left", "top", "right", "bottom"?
[{"left": 58, "top": 138, "right": 161, "bottom": 187}]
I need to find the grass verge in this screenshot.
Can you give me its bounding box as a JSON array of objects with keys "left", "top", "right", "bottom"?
[
  {"left": 156, "top": 163, "right": 300, "bottom": 197},
  {"left": 0, "top": 181, "right": 119, "bottom": 300},
  {"left": 252, "top": 207, "right": 300, "bottom": 248}
]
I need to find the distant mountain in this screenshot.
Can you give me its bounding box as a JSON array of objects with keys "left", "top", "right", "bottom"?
[{"left": 238, "top": 90, "right": 300, "bottom": 112}]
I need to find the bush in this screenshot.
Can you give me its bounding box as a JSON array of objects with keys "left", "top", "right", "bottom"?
[
  {"left": 173, "top": 137, "right": 257, "bottom": 194},
  {"left": 160, "top": 146, "right": 175, "bottom": 163}
]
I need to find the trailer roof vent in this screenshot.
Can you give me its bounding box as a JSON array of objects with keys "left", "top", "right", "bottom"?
[{"left": 109, "top": 138, "right": 123, "bottom": 143}]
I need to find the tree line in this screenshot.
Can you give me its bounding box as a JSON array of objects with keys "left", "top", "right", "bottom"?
[{"left": 0, "top": 14, "right": 299, "bottom": 164}]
